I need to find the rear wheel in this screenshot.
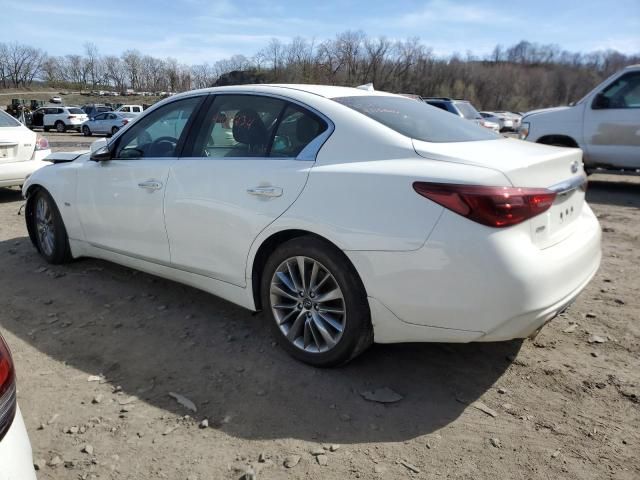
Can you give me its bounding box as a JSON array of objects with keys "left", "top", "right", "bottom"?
[
  {"left": 55, "top": 121, "right": 66, "bottom": 133},
  {"left": 261, "top": 236, "right": 372, "bottom": 367},
  {"left": 31, "top": 190, "right": 72, "bottom": 264},
  {"left": 82, "top": 125, "right": 92, "bottom": 136},
  {"left": 111, "top": 126, "right": 119, "bottom": 136}
]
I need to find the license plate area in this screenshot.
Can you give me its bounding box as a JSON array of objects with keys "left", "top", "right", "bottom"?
[{"left": 531, "top": 187, "right": 585, "bottom": 249}]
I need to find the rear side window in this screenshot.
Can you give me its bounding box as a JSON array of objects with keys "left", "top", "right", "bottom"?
[
  {"left": 0, "top": 110, "right": 20, "bottom": 127},
  {"left": 334, "top": 96, "right": 497, "bottom": 143},
  {"left": 271, "top": 105, "right": 327, "bottom": 158},
  {"left": 68, "top": 108, "right": 84, "bottom": 115}
]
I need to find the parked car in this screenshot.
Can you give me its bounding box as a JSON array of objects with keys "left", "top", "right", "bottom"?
[
  {"left": 423, "top": 97, "right": 500, "bottom": 132},
  {"left": 0, "top": 333, "right": 38, "bottom": 479},
  {"left": 49, "top": 96, "right": 62, "bottom": 104},
  {"left": 0, "top": 109, "right": 51, "bottom": 188},
  {"left": 520, "top": 64, "right": 640, "bottom": 173},
  {"left": 495, "top": 111, "right": 522, "bottom": 131},
  {"left": 82, "top": 104, "right": 114, "bottom": 117},
  {"left": 479, "top": 111, "right": 506, "bottom": 130},
  {"left": 81, "top": 112, "right": 136, "bottom": 136},
  {"left": 116, "top": 104, "right": 143, "bottom": 114},
  {"left": 23, "top": 85, "right": 601, "bottom": 366},
  {"left": 30, "top": 106, "right": 88, "bottom": 133}
]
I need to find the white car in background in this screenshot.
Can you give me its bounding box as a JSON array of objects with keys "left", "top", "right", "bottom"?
[
  {"left": 30, "top": 106, "right": 88, "bottom": 133},
  {"left": 0, "top": 333, "right": 37, "bottom": 480},
  {"left": 81, "top": 112, "right": 137, "bottom": 137},
  {"left": 0, "top": 110, "right": 51, "bottom": 188},
  {"left": 116, "top": 104, "right": 143, "bottom": 114},
  {"left": 520, "top": 65, "right": 640, "bottom": 172},
  {"left": 22, "top": 85, "right": 601, "bottom": 366}
]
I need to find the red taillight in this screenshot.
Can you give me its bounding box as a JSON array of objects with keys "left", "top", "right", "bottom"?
[
  {"left": 413, "top": 182, "right": 557, "bottom": 228},
  {"left": 0, "top": 335, "right": 17, "bottom": 441},
  {"left": 121, "top": 119, "right": 129, "bottom": 125},
  {"left": 35, "top": 136, "right": 49, "bottom": 151}
]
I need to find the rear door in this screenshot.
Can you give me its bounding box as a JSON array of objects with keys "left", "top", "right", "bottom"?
[
  {"left": 164, "top": 94, "right": 330, "bottom": 286},
  {"left": 583, "top": 71, "right": 640, "bottom": 169},
  {"left": 91, "top": 113, "right": 107, "bottom": 133}
]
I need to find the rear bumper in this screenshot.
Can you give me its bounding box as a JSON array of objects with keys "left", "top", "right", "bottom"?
[
  {"left": 0, "top": 406, "right": 37, "bottom": 480},
  {"left": 0, "top": 154, "right": 50, "bottom": 187},
  {"left": 347, "top": 202, "right": 601, "bottom": 343}
]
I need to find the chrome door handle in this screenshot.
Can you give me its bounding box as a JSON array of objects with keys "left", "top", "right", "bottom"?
[
  {"left": 138, "top": 180, "right": 163, "bottom": 190},
  {"left": 247, "top": 186, "right": 283, "bottom": 197}
]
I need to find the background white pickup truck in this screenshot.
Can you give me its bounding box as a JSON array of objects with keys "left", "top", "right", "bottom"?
[{"left": 520, "top": 65, "right": 640, "bottom": 173}]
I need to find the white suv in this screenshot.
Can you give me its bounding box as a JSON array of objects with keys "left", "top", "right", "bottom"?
[
  {"left": 30, "top": 106, "right": 88, "bottom": 133},
  {"left": 520, "top": 65, "right": 640, "bottom": 173}
]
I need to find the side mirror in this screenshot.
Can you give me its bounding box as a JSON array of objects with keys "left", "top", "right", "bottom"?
[
  {"left": 592, "top": 92, "right": 609, "bottom": 110},
  {"left": 90, "top": 138, "right": 112, "bottom": 162}
]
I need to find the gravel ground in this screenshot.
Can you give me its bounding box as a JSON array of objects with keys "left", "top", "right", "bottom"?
[{"left": 0, "top": 133, "right": 638, "bottom": 479}]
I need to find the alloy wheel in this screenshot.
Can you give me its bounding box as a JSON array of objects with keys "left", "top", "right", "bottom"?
[
  {"left": 35, "top": 196, "right": 55, "bottom": 256},
  {"left": 270, "top": 256, "right": 346, "bottom": 353}
]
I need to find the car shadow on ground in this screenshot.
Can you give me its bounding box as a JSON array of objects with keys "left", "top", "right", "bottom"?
[
  {"left": 586, "top": 175, "right": 640, "bottom": 208},
  {"left": 1, "top": 235, "right": 520, "bottom": 444},
  {"left": 0, "top": 187, "right": 23, "bottom": 204}
]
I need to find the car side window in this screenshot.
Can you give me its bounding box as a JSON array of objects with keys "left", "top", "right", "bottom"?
[
  {"left": 190, "top": 94, "right": 287, "bottom": 158},
  {"left": 270, "top": 104, "right": 328, "bottom": 158},
  {"left": 113, "top": 96, "right": 201, "bottom": 159},
  {"left": 599, "top": 72, "right": 640, "bottom": 109},
  {"left": 94, "top": 113, "right": 106, "bottom": 120}
]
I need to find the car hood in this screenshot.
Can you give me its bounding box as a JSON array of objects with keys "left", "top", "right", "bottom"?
[
  {"left": 412, "top": 137, "right": 584, "bottom": 188},
  {"left": 523, "top": 105, "right": 572, "bottom": 118}
]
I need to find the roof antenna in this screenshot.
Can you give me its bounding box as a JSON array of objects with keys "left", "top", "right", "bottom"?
[{"left": 356, "top": 83, "right": 374, "bottom": 91}]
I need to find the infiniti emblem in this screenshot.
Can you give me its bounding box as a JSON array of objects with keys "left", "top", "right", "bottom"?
[{"left": 570, "top": 161, "right": 579, "bottom": 174}]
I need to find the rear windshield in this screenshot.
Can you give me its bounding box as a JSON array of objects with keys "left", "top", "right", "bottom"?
[
  {"left": 454, "top": 101, "right": 481, "bottom": 120},
  {"left": 68, "top": 108, "right": 85, "bottom": 115},
  {"left": 333, "top": 96, "right": 497, "bottom": 143},
  {"left": 0, "top": 109, "right": 21, "bottom": 127}
]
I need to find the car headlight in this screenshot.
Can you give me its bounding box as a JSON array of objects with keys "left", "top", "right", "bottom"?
[{"left": 518, "top": 122, "right": 530, "bottom": 140}]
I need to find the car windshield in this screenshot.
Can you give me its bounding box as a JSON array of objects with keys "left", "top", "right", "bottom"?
[
  {"left": 0, "top": 110, "right": 21, "bottom": 127},
  {"left": 68, "top": 108, "right": 85, "bottom": 115},
  {"left": 333, "top": 95, "right": 497, "bottom": 143},
  {"left": 454, "top": 102, "right": 481, "bottom": 120}
]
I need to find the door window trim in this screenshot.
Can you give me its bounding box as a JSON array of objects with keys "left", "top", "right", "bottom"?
[
  {"left": 107, "top": 93, "right": 208, "bottom": 160},
  {"left": 181, "top": 91, "right": 335, "bottom": 161}
]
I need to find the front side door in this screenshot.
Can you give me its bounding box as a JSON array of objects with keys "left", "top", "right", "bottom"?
[
  {"left": 90, "top": 113, "right": 107, "bottom": 133},
  {"left": 164, "top": 94, "right": 330, "bottom": 286},
  {"left": 76, "top": 95, "right": 204, "bottom": 263},
  {"left": 584, "top": 71, "right": 640, "bottom": 169}
]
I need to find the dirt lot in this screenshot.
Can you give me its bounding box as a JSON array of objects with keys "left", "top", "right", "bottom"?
[{"left": 0, "top": 133, "right": 638, "bottom": 479}]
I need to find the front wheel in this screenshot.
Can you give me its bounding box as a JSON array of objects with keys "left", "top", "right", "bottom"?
[
  {"left": 261, "top": 236, "right": 372, "bottom": 367},
  {"left": 30, "top": 190, "right": 72, "bottom": 264},
  {"left": 82, "top": 125, "right": 92, "bottom": 136}
]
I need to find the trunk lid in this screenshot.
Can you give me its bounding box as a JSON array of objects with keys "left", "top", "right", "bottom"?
[
  {"left": 413, "top": 137, "right": 588, "bottom": 248},
  {"left": 0, "top": 126, "right": 36, "bottom": 164}
]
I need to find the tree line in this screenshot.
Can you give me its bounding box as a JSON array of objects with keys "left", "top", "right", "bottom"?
[{"left": 1, "top": 33, "right": 638, "bottom": 111}]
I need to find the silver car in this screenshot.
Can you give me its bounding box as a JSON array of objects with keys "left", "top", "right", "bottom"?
[{"left": 81, "top": 112, "right": 136, "bottom": 137}]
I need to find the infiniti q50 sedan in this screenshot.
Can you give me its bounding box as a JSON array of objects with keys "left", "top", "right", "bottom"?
[{"left": 22, "top": 84, "right": 601, "bottom": 366}]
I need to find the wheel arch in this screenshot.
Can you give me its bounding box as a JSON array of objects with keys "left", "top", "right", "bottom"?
[
  {"left": 536, "top": 134, "right": 580, "bottom": 148},
  {"left": 249, "top": 228, "right": 365, "bottom": 311}
]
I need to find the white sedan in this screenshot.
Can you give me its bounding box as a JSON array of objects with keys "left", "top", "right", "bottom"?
[
  {"left": 0, "top": 110, "right": 51, "bottom": 188},
  {"left": 22, "top": 85, "right": 601, "bottom": 366},
  {"left": 0, "top": 334, "right": 37, "bottom": 480}
]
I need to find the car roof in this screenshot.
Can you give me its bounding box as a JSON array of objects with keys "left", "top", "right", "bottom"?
[{"left": 182, "top": 84, "right": 400, "bottom": 100}]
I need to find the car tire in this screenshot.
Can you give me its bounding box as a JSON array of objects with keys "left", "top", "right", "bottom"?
[
  {"left": 29, "top": 190, "right": 72, "bottom": 265},
  {"left": 55, "top": 121, "right": 66, "bottom": 133},
  {"left": 260, "top": 236, "right": 373, "bottom": 367},
  {"left": 43, "top": 126, "right": 50, "bottom": 132},
  {"left": 111, "top": 126, "right": 119, "bottom": 136},
  {"left": 82, "top": 126, "right": 92, "bottom": 136}
]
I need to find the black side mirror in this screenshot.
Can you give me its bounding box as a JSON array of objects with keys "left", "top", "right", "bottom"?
[
  {"left": 592, "top": 92, "right": 609, "bottom": 110},
  {"left": 90, "top": 145, "right": 112, "bottom": 162}
]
